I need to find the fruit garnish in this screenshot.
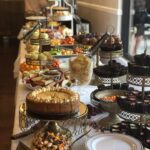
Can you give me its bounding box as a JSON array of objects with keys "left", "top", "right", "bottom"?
[{"left": 100, "top": 95, "right": 117, "bottom": 102}]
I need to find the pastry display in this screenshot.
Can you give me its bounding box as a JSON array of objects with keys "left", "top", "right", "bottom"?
[
  {"left": 93, "top": 60, "right": 127, "bottom": 78},
  {"left": 100, "top": 35, "right": 123, "bottom": 51},
  {"left": 61, "top": 36, "right": 74, "bottom": 45},
  {"left": 117, "top": 89, "right": 150, "bottom": 114},
  {"left": 32, "top": 131, "right": 70, "bottom": 150},
  {"left": 25, "top": 52, "right": 53, "bottom": 65},
  {"left": 40, "top": 32, "right": 50, "bottom": 45},
  {"left": 69, "top": 55, "right": 93, "bottom": 85},
  {"left": 26, "top": 87, "right": 80, "bottom": 115},
  {"left": 23, "top": 69, "right": 63, "bottom": 88},
  {"left": 50, "top": 39, "right": 61, "bottom": 46},
  {"left": 20, "top": 62, "right": 40, "bottom": 73},
  {"left": 74, "top": 33, "right": 101, "bottom": 45},
  {"left": 54, "top": 11, "right": 71, "bottom": 17},
  {"left": 49, "top": 47, "right": 87, "bottom": 56},
  {"left": 128, "top": 53, "right": 150, "bottom": 76},
  {"left": 50, "top": 36, "right": 75, "bottom": 46},
  {"left": 26, "top": 44, "right": 40, "bottom": 53}
]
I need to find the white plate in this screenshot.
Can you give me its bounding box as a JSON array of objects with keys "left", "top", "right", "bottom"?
[
  {"left": 26, "top": 16, "right": 46, "bottom": 21},
  {"left": 85, "top": 133, "right": 143, "bottom": 150}
]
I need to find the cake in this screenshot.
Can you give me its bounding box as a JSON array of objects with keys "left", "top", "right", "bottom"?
[
  {"left": 26, "top": 87, "right": 80, "bottom": 115},
  {"left": 100, "top": 35, "right": 123, "bottom": 51},
  {"left": 128, "top": 53, "right": 150, "bottom": 76}
]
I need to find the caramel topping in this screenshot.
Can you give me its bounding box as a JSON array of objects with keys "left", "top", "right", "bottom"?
[{"left": 27, "top": 86, "right": 79, "bottom": 103}]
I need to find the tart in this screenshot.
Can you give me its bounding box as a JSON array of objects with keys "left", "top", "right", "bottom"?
[{"left": 26, "top": 87, "right": 80, "bottom": 116}]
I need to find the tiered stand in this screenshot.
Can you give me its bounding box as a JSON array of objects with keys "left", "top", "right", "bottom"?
[
  {"left": 90, "top": 38, "right": 127, "bottom": 127},
  {"left": 46, "top": 0, "right": 74, "bottom": 33},
  {"left": 118, "top": 72, "right": 150, "bottom": 124}
]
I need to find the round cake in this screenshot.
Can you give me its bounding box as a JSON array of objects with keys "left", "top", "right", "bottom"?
[{"left": 26, "top": 87, "right": 80, "bottom": 116}]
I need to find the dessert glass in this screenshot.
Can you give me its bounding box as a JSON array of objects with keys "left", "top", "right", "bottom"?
[{"left": 69, "top": 55, "right": 93, "bottom": 96}]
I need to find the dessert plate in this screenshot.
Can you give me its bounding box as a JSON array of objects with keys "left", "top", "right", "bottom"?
[{"left": 85, "top": 133, "right": 143, "bottom": 150}]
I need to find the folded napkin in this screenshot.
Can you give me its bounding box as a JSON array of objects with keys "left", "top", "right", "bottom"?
[{"left": 16, "top": 142, "right": 30, "bottom": 150}]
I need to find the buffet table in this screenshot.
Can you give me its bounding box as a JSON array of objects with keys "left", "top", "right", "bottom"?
[
  {"left": 11, "top": 41, "right": 109, "bottom": 150},
  {"left": 12, "top": 40, "right": 150, "bottom": 150}
]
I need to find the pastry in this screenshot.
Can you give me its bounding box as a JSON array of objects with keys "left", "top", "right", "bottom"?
[
  {"left": 24, "top": 69, "right": 63, "bottom": 87},
  {"left": 26, "top": 87, "right": 80, "bottom": 115}
]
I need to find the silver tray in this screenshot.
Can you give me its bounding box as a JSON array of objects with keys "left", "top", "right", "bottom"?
[{"left": 19, "top": 102, "right": 88, "bottom": 130}]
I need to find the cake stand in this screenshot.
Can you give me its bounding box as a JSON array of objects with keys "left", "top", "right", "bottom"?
[{"left": 19, "top": 102, "right": 89, "bottom": 143}]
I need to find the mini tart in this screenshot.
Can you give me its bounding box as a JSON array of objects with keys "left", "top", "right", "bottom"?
[{"left": 26, "top": 87, "right": 80, "bottom": 115}]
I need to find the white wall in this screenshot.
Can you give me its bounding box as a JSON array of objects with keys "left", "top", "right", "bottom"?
[{"left": 77, "top": 0, "right": 123, "bottom": 35}]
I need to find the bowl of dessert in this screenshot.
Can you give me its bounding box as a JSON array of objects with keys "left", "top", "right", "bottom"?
[
  {"left": 31, "top": 122, "right": 71, "bottom": 150},
  {"left": 91, "top": 89, "right": 127, "bottom": 114}
]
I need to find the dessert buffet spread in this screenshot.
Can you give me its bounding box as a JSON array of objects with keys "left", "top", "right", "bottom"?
[{"left": 12, "top": 1, "right": 150, "bottom": 150}]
